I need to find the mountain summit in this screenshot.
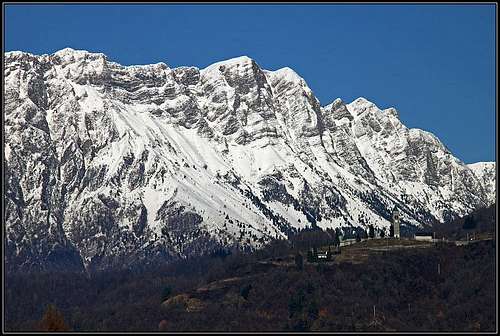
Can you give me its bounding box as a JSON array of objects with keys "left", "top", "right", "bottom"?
[{"left": 4, "top": 49, "right": 495, "bottom": 272}]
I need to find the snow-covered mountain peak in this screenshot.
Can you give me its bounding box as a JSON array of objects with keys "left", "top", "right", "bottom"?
[
  {"left": 53, "top": 46, "right": 83, "bottom": 55},
  {"left": 321, "top": 98, "right": 353, "bottom": 129},
  {"left": 199, "top": 55, "right": 268, "bottom": 90},
  {"left": 382, "top": 107, "right": 399, "bottom": 119},
  {"left": 5, "top": 50, "right": 47, "bottom": 65},
  {"left": 5, "top": 50, "right": 35, "bottom": 58},
  {"left": 268, "top": 67, "right": 305, "bottom": 85},
  {"left": 332, "top": 97, "right": 344, "bottom": 106},
  {"left": 4, "top": 49, "right": 496, "bottom": 273},
  {"left": 52, "top": 47, "right": 107, "bottom": 62},
  {"left": 323, "top": 98, "right": 346, "bottom": 112},
  {"left": 201, "top": 55, "right": 256, "bottom": 74},
  {"left": 346, "top": 97, "right": 380, "bottom": 117},
  {"left": 350, "top": 96, "right": 373, "bottom": 105},
  {"left": 210, "top": 55, "right": 254, "bottom": 65},
  {"left": 346, "top": 98, "right": 401, "bottom": 122}
]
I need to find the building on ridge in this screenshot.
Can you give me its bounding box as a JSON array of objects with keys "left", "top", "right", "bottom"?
[{"left": 392, "top": 207, "right": 401, "bottom": 238}]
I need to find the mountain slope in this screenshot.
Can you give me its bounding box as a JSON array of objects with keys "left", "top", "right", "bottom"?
[
  {"left": 4, "top": 48, "right": 495, "bottom": 272},
  {"left": 468, "top": 162, "right": 496, "bottom": 205}
]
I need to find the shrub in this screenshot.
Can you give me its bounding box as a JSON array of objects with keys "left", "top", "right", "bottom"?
[
  {"left": 161, "top": 286, "right": 173, "bottom": 302},
  {"left": 38, "top": 304, "right": 70, "bottom": 331},
  {"left": 240, "top": 284, "right": 252, "bottom": 300}
]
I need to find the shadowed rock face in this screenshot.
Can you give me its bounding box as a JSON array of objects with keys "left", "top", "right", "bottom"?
[{"left": 4, "top": 49, "right": 495, "bottom": 273}]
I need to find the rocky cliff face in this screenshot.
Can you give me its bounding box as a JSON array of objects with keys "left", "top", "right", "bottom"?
[
  {"left": 468, "top": 162, "right": 496, "bottom": 206},
  {"left": 4, "top": 48, "right": 496, "bottom": 273}
]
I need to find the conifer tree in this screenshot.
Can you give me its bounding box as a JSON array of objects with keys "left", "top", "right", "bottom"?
[{"left": 295, "top": 253, "right": 304, "bottom": 270}]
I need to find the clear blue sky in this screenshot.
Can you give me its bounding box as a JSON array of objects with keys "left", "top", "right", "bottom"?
[{"left": 4, "top": 4, "right": 496, "bottom": 163}]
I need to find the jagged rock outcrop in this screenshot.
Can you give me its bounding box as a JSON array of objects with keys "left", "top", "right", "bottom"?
[{"left": 4, "top": 48, "right": 496, "bottom": 272}]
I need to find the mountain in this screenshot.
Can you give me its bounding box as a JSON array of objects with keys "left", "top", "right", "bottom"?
[
  {"left": 4, "top": 48, "right": 496, "bottom": 272},
  {"left": 468, "top": 162, "right": 496, "bottom": 206}
]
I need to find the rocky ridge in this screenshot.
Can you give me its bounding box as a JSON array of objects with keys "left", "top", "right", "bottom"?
[{"left": 4, "top": 48, "right": 495, "bottom": 272}]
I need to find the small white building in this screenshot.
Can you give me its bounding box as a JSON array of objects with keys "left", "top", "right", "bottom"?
[
  {"left": 340, "top": 238, "right": 357, "bottom": 247},
  {"left": 317, "top": 253, "right": 329, "bottom": 260},
  {"left": 414, "top": 232, "right": 433, "bottom": 241}
]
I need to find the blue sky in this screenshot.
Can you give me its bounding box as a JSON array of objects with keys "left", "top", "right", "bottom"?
[{"left": 4, "top": 4, "right": 496, "bottom": 163}]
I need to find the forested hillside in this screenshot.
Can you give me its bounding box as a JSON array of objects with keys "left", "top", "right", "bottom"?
[
  {"left": 433, "top": 203, "right": 496, "bottom": 240},
  {"left": 5, "top": 235, "right": 495, "bottom": 332}
]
